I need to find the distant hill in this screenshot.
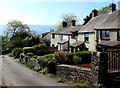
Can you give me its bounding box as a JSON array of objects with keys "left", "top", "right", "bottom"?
[{"left": 0, "top": 25, "right": 57, "bottom": 36}]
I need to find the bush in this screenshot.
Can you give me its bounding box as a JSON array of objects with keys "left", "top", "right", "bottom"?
[
  {"left": 12, "top": 48, "right": 23, "bottom": 58},
  {"left": 33, "top": 43, "right": 48, "bottom": 56},
  {"left": 33, "top": 65, "right": 41, "bottom": 72},
  {"left": 54, "top": 51, "right": 68, "bottom": 64},
  {"left": 26, "top": 63, "right": 34, "bottom": 69},
  {"left": 9, "top": 53, "right": 14, "bottom": 57},
  {"left": 56, "top": 78, "right": 65, "bottom": 83},
  {"left": 74, "top": 83, "right": 93, "bottom": 88},
  {"left": 23, "top": 47, "right": 34, "bottom": 55},
  {"left": 38, "top": 55, "right": 56, "bottom": 68},
  {"left": 73, "top": 55, "right": 82, "bottom": 65},
  {"left": 66, "top": 51, "right": 92, "bottom": 64},
  {"left": 39, "top": 68, "right": 48, "bottom": 75},
  {"left": 27, "top": 52, "right": 33, "bottom": 57}
]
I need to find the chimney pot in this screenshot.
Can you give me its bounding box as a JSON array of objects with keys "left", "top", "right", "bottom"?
[
  {"left": 71, "top": 20, "right": 76, "bottom": 26},
  {"left": 62, "top": 21, "right": 67, "bottom": 28},
  {"left": 92, "top": 9, "right": 98, "bottom": 17},
  {"left": 109, "top": 3, "right": 116, "bottom": 12}
]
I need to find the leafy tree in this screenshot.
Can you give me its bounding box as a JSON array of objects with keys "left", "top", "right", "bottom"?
[
  {"left": 98, "top": 6, "right": 110, "bottom": 15},
  {"left": 56, "top": 13, "right": 78, "bottom": 29},
  {"left": 5, "top": 20, "right": 30, "bottom": 37}
]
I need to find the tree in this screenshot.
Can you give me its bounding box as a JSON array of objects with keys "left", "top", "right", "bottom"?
[
  {"left": 98, "top": 6, "right": 110, "bottom": 15},
  {"left": 56, "top": 13, "right": 78, "bottom": 29},
  {"left": 5, "top": 20, "right": 30, "bottom": 37}
]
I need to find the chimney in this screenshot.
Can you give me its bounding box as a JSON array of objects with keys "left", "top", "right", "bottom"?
[
  {"left": 62, "top": 21, "right": 67, "bottom": 28},
  {"left": 109, "top": 3, "right": 116, "bottom": 12},
  {"left": 92, "top": 9, "right": 98, "bottom": 17},
  {"left": 71, "top": 20, "right": 76, "bottom": 26}
]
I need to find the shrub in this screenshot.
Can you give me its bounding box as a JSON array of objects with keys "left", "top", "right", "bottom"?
[
  {"left": 54, "top": 51, "right": 68, "bottom": 64},
  {"left": 56, "top": 78, "right": 65, "bottom": 83},
  {"left": 74, "top": 83, "right": 93, "bottom": 88},
  {"left": 9, "top": 53, "right": 14, "bottom": 57},
  {"left": 73, "top": 55, "right": 82, "bottom": 65},
  {"left": 27, "top": 52, "right": 33, "bottom": 57},
  {"left": 23, "top": 47, "right": 34, "bottom": 55},
  {"left": 39, "top": 68, "right": 48, "bottom": 75},
  {"left": 33, "top": 65, "right": 41, "bottom": 72},
  {"left": 32, "top": 55, "right": 38, "bottom": 58},
  {"left": 33, "top": 43, "right": 48, "bottom": 56},
  {"left": 12, "top": 48, "right": 23, "bottom": 58},
  {"left": 26, "top": 63, "right": 34, "bottom": 69},
  {"left": 38, "top": 55, "right": 56, "bottom": 68}
]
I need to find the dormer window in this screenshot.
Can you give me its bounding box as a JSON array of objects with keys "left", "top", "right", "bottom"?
[
  {"left": 71, "top": 31, "right": 78, "bottom": 39},
  {"left": 100, "top": 30, "right": 110, "bottom": 39},
  {"left": 117, "top": 30, "right": 120, "bottom": 40}
]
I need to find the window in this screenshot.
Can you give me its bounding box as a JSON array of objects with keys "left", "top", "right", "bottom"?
[
  {"left": 100, "top": 30, "right": 110, "bottom": 39},
  {"left": 60, "top": 35, "right": 63, "bottom": 40},
  {"left": 71, "top": 32, "right": 78, "bottom": 38},
  {"left": 117, "top": 30, "right": 120, "bottom": 40},
  {"left": 84, "top": 33, "right": 89, "bottom": 42},
  {"left": 52, "top": 44, "right": 55, "bottom": 47},
  {"left": 52, "top": 34, "right": 55, "bottom": 39}
]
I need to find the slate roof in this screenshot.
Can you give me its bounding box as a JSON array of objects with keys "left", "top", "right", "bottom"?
[
  {"left": 58, "top": 39, "right": 68, "bottom": 44},
  {"left": 70, "top": 41, "right": 84, "bottom": 47},
  {"left": 52, "top": 25, "right": 83, "bottom": 35},
  {"left": 99, "top": 41, "right": 120, "bottom": 47},
  {"left": 79, "top": 10, "right": 120, "bottom": 33}
]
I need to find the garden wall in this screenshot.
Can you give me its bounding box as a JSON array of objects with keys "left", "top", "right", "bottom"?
[
  {"left": 56, "top": 52, "right": 108, "bottom": 85},
  {"left": 56, "top": 65, "right": 93, "bottom": 84}
]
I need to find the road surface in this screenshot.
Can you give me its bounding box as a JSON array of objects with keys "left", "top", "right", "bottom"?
[{"left": 0, "top": 55, "right": 68, "bottom": 86}]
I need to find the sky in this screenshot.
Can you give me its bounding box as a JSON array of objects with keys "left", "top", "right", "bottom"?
[{"left": 0, "top": 0, "right": 119, "bottom": 25}]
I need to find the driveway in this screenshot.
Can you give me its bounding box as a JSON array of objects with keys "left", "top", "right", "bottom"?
[{"left": 0, "top": 55, "right": 68, "bottom": 86}]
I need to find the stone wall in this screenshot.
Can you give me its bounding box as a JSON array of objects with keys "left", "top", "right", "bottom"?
[
  {"left": 56, "top": 65, "right": 93, "bottom": 84},
  {"left": 56, "top": 52, "right": 108, "bottom": 85}
]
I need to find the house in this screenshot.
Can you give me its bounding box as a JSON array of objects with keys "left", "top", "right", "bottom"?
[
  {"left": 78, "top": 3, "right": 120, "bottom": 51},
  {"left": 42, "top": 29, "right": 54, "bottom": 41},
  {"left": 51, "top": 20, "right": 83, "bottom": 52}
]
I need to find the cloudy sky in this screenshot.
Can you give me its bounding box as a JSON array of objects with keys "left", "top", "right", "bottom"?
[{"left": 0, "top": 0, "right": 119, "bottom": 25}]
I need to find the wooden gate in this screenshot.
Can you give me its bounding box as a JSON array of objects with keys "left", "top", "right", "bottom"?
[{"left": 107, "top": 49, "right": 120, "bottom": 72}]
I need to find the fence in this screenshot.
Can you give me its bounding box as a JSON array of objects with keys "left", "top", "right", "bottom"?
[{"left": 107, "top": 49, "right": 120, "bottom": 72}]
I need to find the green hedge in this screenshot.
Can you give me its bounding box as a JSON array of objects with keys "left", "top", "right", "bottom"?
[
  {"left": 23, "top": 47, "right": 34, "bottom": 55},
  {"left": 54, "top": 51, "right": 92, "bottom": 65}
]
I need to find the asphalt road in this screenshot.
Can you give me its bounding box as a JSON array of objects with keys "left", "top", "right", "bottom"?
[{"left": 0, "top": 55, "right": 68, "bottom": 86}]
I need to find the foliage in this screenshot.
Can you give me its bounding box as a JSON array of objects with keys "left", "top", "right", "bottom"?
[
  {"left": 6, "top": 20, "right": 30, "bottom": 37},
  {"left": 39, "top": 68, "right": 48, "bottom": 75},
  {"left": 24, "top": 35, "right": 41, "bottom": 47},
  {"left": 27, "top": 52, "right": 34, "bottom": 57},
  {"left": 33, "top": 65, "right": 41, "bottom": 72},
  {"left": 38, "top": 54, "right": 55, "bottom": 68},
  {"left": 73, "top": 55, "right": 82, "bottom": 65},
  {"left": 12, "top": 48, "right": 23, "bottom": 58},
  {"left": 23, "top": 47, "right": 34, "bottom": 55},
  {"left": 56, "top": 78, "right": 65, "bottom": 83},
  {"left": 54, "top": 50, "right": 68, "bottom": 64},
  {"left": 9, "top": 53, "right": 14, "bottom": 57},
  {"left": 74, "top": 83, "right": 93, "bottom": 88},
  {"left": 40, "top": 38, "right": 51, "bottom": 47},
  {"left": 32, "top": 55, "right": 38, "bottom": 58},
  {"left": 26, "top": 63, "right": 34, "bottom": 69},
  {"left": 54, "top": 51, "right": 91, "bottom": 65},
  {"left": 56, "top": 13, "right": 78, "bottom": 29},
  {"left": 93, "top": 83, "right": 106, "bottom": 88},
  {"left": 98, "top": 6, "right": 109, "bottom": 15}
]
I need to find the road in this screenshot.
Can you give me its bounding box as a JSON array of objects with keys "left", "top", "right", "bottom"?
[{"left": 0, "top": 55, "right": 68, "bottom": 86}]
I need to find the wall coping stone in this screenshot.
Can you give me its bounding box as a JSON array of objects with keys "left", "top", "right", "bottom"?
[{"left": 57, "top": 64, "right": 91, "bottom": 71}]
